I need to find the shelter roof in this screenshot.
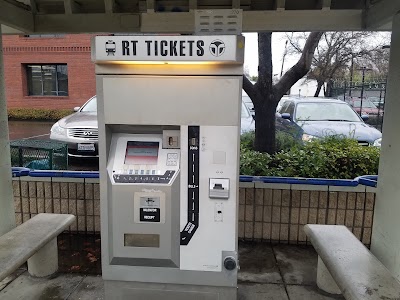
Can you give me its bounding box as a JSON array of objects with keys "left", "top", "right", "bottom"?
[{"left": 0, "top": 0, "right": 396, "bottom": 34}]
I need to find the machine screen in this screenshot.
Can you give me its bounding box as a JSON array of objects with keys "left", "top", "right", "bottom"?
[{"left": 124, "top": 141, "right": 159, "bottom": 165}]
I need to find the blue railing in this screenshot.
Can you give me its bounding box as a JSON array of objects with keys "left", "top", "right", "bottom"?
[
  {"left": 11, "top": 168, "right": 378, "bottom": 188},
  {"left": 355, "top": 175, "right": 378, "bottom": 188}
]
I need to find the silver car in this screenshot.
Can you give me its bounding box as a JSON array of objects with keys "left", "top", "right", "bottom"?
[{"left": 50, "top": 96, "right": 98, "bottom": 158}]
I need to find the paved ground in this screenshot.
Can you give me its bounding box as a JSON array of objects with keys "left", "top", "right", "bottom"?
[
  {"left": 8, "top": 121, "right": 53, "bottom": 141},
  {"left": 0, "top": 243, "right": 344, "bottom": 300}
]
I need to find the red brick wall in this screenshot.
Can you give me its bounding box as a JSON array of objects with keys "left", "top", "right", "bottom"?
[{"left": 2, "top": 34, "right": 96, "bottom": 109}]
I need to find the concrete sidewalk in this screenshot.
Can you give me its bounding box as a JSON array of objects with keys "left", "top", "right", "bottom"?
[{"left": 0, "top": 243, "right": 344, "bottom": 300}]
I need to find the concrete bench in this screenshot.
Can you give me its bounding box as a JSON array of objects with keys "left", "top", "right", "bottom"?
[
  {"left": 304, "top": 224, "right": 400, "bottom": 300},
  {"left": 0, "top": 213, "right": 75, "bottom": 282}
]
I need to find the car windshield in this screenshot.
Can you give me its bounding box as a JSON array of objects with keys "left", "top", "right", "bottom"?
[
  {"left": 80, "top": 97, "right": 97, "bottom": 112},
  {"left": 352, "top": 100, "right": 377, "bottom": 108},
  {"left": 241, "top": 102, "right": 250, "bottom": 118},
  {"left": 295, "top": 102, "right": 361, "bottom": 122}
]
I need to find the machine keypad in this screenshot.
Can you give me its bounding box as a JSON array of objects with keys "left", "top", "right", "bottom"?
[{"left": 113, "top": 170, "right": 175, "bottom": 184}]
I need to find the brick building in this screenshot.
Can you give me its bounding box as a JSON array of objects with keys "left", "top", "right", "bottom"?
[{"left": 2, "top": 34, "right": 96, "bottom": 109}]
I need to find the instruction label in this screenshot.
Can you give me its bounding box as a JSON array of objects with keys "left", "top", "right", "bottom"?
[{"left": 139, "top": 197, "right": 161, "bottom": 222}]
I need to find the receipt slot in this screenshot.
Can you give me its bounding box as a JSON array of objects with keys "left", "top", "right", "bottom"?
[{"left": 93, "top": 35, "right": 244, "bottom": 299}]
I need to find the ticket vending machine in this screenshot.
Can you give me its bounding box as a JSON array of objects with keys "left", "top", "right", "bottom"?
[{"left": 93, "top": 35, "right": 244, "bottom": 299}]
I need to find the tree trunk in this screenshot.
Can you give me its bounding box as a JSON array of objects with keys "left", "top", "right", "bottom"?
[
  {"left": 325, "top": 80, "right": 333, "bottom": 97},
  {"left": 253, "top": 95, "right": 276, "bottom": 153},
  {"left": 314, "top": 81, "right": 324, "bottom": 97},
  {"left": 253, "top": 33, "right": 275, "bottom": 154}
]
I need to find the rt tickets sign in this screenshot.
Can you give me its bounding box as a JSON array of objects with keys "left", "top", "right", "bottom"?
[{"left": 92, "top": 35, "right": 244, "bottom": 63}]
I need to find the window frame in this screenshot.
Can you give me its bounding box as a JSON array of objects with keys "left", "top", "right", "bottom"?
[
  {"left": 286, "top": 102, "right": 295, "bottom": 116},
  {"left": 26, "top": 64, "right": 69, "bottom": 97}
]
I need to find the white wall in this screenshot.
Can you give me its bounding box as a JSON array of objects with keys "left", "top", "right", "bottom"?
[{"left": 288, "top": 79, "right": 325, "bottom": 97}]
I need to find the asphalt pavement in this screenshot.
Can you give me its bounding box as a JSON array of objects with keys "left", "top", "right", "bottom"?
[{"left": 8, "top": 121, "right": 53, "bottom": 141}]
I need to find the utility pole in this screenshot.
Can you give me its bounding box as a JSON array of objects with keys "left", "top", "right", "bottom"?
[
  {"left": 349, "top": 55, "right": 354, "bottom": 97},
  {"left": 280, "top": 39, "right": 289, "bottom": 78},
  {"left": 357, "top": 67, "right": 371, "bottom": 115}
]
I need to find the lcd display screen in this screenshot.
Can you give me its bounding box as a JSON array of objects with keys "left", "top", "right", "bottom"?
[{"left": 124, "top": 141, "right": 159, "bottom": 165}]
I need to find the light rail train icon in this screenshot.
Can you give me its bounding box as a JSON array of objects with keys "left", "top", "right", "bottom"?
[{"left": 105, "top": 40, "right": 116, "bottom": 56}]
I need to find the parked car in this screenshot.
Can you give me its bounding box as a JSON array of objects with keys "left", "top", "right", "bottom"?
[
  {"left": 344, "top": 97, "right": 383, "bottom": 117},
  {"left": 241, "top": 97, "right": 303, "bottom": 139},
  {"left": 50, "top": 96, "right": 98, "bottom": 158},
  {"left": 276, "top": 97, "right": 382, "bottom": 147},
  {"left": 367, "top": 96, "right": 385, "bottom": 110},
  {"left": 242, "top": 93, "right": 254, "bottom": 113}
]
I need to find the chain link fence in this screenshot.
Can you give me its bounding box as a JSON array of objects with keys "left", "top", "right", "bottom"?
[
  {"left": 10, "top": 140, "right": 68, "bottom": 170},
  {"left": 330, "top": 79, "right": 386, "bottom": 131}
]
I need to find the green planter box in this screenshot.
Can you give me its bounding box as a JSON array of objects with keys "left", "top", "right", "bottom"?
[{"left": 10, "top": 140, "right": 68, "bottom": 170}]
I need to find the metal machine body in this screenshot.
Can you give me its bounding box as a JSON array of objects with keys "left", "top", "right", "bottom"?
[{"left": 93, "top": 35, "right": 244, "bottom": 299}]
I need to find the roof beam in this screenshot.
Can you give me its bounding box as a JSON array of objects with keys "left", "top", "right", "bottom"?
[
  {"left": 0, "top": 0, "right": 34, "bottom": 32},
  {"left": 320, "top": 0, "right": 331, "bottom": 11},
  {"left": 104, "top": 0, "right": 119, "bottom": 14},
  {"left": 189, "top": 0, "right": 197, "bottom": 10},
  {"left": 29, "top": 0, "right": 37, "bottom": 14},
  {"left": 32, "top": 9, "right": 369, "bottom": 33},
  {"left": 146, "top": 0, "right": 155, "bottom": 13},
  {"left": 243, "top": 10, "right": 363, "bottom": 31},
  {"left": 232, "top": 0, "right": 240, "bottom": 9},
  {"left": 35, "top": 13, "right": 140, "bottom": 33},
  {"left": 275, "top": 0, "right": 285, "bottom": 11},
  {"left": 141, "top": 10, "right": 364, "bottom": 33},
  {"left": 365, "top": 0, "right": 400, "bottom": 29},
  {"left": 64, "top": 0, "right": 81, "bottom": 14}
]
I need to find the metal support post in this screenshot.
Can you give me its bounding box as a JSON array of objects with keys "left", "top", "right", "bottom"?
[{"left": 0, "top": 26, "right": 16, "bottom": 236}]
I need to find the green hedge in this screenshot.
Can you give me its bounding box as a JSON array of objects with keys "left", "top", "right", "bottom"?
[
  {"left": 240, "top": 133, "right": 380, "bottom": 179},
  {"left": 8, "top": 108, "right": 73, "bottom": 121}
]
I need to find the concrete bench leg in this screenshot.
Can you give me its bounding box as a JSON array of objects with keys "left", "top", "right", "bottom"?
[
  {"left": 27, "top": 238, "right": 58, "bottom": 277},
  {"left": 317, "top": 256, "right": 341, "bottom": 295}
]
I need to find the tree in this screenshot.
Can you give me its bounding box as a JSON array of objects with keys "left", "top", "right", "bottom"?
[
  {"left": 287, "top": 32, "right": 384, "bottom": 97},
  {"left": 243, "top": 32, "right": 322, "bottom": 154}
]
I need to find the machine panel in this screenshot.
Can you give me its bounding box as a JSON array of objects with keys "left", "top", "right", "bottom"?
[
  {"left": 109, "top": 134, "right": 180, "bottom": 185},
  {"left": 107, "top": 133, "right": 181, "bottom": 267}
]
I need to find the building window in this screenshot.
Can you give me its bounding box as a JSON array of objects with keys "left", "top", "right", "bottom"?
[{"left": 26, "top": 64, "right": 68, "bottom": 96}]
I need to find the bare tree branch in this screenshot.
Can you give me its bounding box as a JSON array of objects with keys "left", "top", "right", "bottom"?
[
  {"left": 274, "top": 32, "right": 323, "bottom": 99},
  {"left": 243, "top": 75, "right": 259, "bottom": 105},
  {"left": 286, "top": 31, "right": 389, "bottom": 91}
]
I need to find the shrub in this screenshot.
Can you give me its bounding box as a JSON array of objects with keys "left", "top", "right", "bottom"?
[
  {"left": 240, "top": 130, "right": 301, "bottom": 153},
  {"left": 275, "top": 131, "right": 302, "bottom": 152},
  {"left": 240, "top": 131, "right": 255, "bottom": 151},
  {"left": 8, "top": 108, "right": 73, "bottom": 121},
  {"left": 240, "top": 136, "right": 380, "bottom": 179},
  {"left": 240, "top": 149, "right": 272, "bottom": 177}
]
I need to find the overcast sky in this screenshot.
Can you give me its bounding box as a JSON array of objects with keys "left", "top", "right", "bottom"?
[
  {"left": 243, "top": 32, "right": 299, "bottom": 77},
  {"left": 243, "top": 32, "right": 392, "bottom": 78}
]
